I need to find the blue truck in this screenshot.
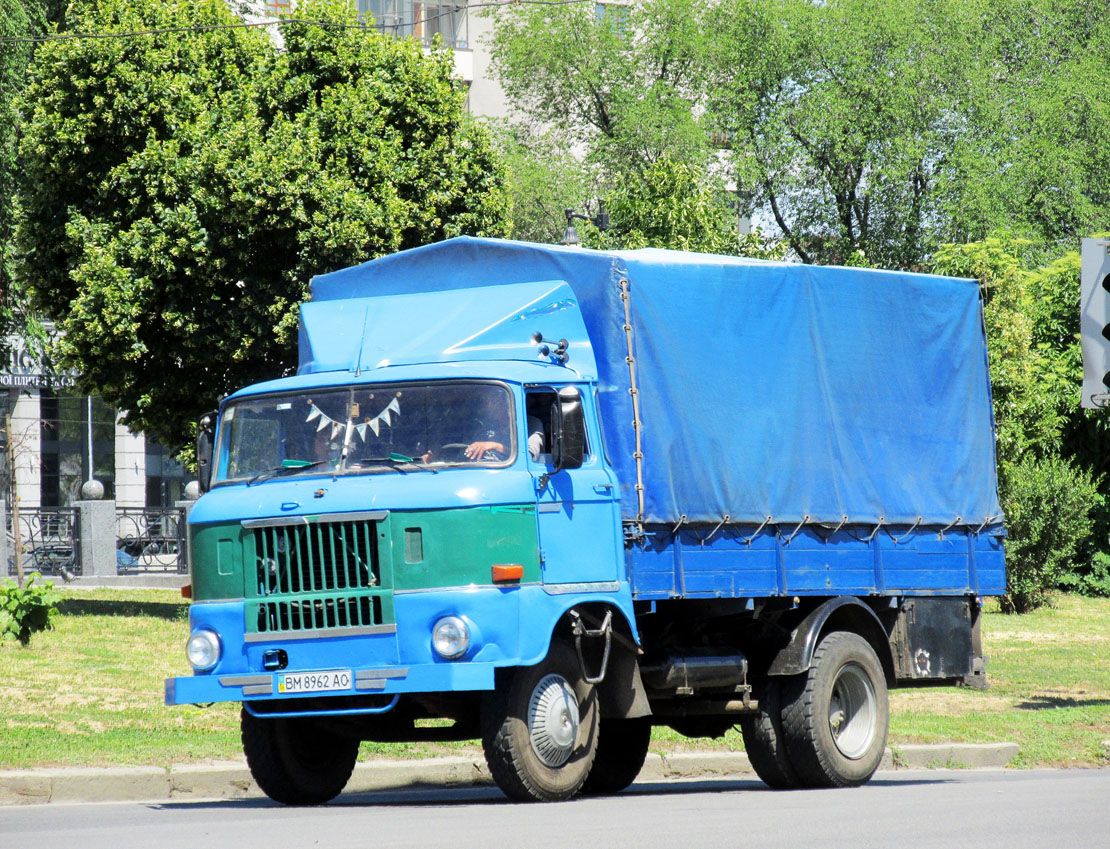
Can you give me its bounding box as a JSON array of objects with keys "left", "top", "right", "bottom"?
[{"left": 166, "top": 237, "right": 1005, "bottom": 803}]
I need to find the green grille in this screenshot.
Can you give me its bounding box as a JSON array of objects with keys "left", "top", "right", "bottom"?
[
  {"left": 253, "top": 593, "right": 384, "bottom": 634},
  {"left": 247, "top": 519, "right": 392, "bottom": 635}
]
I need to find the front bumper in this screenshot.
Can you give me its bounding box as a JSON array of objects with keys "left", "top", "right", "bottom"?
[
  {"left": 164, "top": 583, "right": 637, "bottom": 709},
  {"left": 165, "top": 657, "right": 496, "bottom": 705}
]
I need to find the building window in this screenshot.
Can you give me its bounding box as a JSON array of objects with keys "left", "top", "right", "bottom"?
[
  {"left": 265, "top": 0, "right": 293, "bottom": 14},
  {"left": 39, "top": 391, "right": 116, "bottom": 506},
  {"left": 595, "top": 1, "right": 631, "bottom": 35},
  {"left": 145, "top": 442, "right": 188, "bottom": 507},
  {"left": 359, "top": 1, "right": 468, "bottom": 49}
]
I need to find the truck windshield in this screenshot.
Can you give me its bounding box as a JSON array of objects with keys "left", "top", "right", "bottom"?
[{"left": 213, "top": 382, "right": 514, "bottom": 484}]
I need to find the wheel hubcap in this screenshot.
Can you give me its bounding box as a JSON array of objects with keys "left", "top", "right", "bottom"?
[
  {"left": 528, "top": 673, "right": 580, "bottom": 767},
  {"left": 828, "top": 662, "right": 877, "bottom": 759}
]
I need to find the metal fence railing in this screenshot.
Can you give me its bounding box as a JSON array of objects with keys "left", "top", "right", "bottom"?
[
  {"left": 5, "top": 507, "right": 81, "bottom": 580},
  {"left": 115, "top": 507, "right": 187, "bottom": 574}
]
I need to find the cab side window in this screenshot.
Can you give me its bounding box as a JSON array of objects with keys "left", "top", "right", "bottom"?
[
  {"left": 525, "top": 388, "right": 589, "bottom": 464},
  {"left": 525, "top": 390, "right": 555, "bottom": 462}
]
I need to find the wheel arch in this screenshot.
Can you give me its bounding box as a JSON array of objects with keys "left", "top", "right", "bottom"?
[
  {"left": 494, "top": 598, "right": 648, "bottom": 720},
  {"left": 767, "top": 597, "right": 895, "bottom": 686}
]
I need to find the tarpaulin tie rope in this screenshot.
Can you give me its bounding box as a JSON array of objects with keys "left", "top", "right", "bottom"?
[
  {"left": 863, "top": 518, "right": 885, "bottom": 542},
  {"left": 782, "top": 515, "right": 811, "bottom": 545},
  {"left": 671, "top": 514, "right": 687, "bottom": 535},
  {"left": 741, "top": 515, "right": 772, "bottom": 545},
  {"left": 815, "top": 515, "right": 849, "bottom": 541},
  {"left": 618, "top": 277, "right": 646, "bottom": 528},
  {"left": 700, "top": 514, "right": 730, "bottom": 545},
  {"left": 889, "top": 516, "right": 923, "bottom": 544},
  {"left": 938, "top": 516, "right": 962, "bottom": 536},
  {"left": 973, "top": 515, "right": 997, "bottom": 535}
]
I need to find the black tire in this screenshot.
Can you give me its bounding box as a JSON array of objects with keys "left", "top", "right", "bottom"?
[
  {"left": 781, "top": 631, "right": 889, "bottom": 788},
  {"left": 482, "top": 639, "right": 599, "bottom": 802},
  {"left": 580, "top": 717, "right": 652, "bottom": 795},
  {"left": 241, "top": 708, "right": 360, "bottom": 805},
  {"left": 738, "top": 677, "right": 801, "bottom": 789}
]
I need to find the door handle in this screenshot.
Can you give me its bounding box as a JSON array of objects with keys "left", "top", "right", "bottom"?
[{"left": 593, "top": 483, "right": 614, "bottom": 494}]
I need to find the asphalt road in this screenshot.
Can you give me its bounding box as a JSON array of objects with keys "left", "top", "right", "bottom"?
[{"left": 2, "top": 769, "right": 1105, "bottom": 849}]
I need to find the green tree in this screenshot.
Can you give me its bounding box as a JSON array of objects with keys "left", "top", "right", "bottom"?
[
  {"left": 708, "top": 0, "right": 991, "bottom": 267},
  {"left": 586, "top": 154, "right": 784, "bottom": 258},
  {"left": 489, "top": 0, "right": 1110, "bottom": 267},
  {"left": 487, "top": 121, "right": 600, "bottom": 244},
  {"left": 16, "top": 0, "right": 509, "bottom": 450},
  {"left": 486, "top": 0, "right": 712, "bottom": 180},
  {"left": 941, "top": 0, "right": 1110, "bottom": 249},
  {"left": 0, "top": 0, "right": 66, "bottom": 351},
  {"left": 933, "top": 237, "right": 1102, "bottom": 612}
]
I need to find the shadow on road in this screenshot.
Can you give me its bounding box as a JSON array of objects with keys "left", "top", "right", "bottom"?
[{"left": 150, "top": 775, "right": 955, "bottom": 812}]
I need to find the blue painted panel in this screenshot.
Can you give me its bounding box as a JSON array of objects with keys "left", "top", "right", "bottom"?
[
  {"left": 299, "top": 280, "right": 599, "bottom": 379},
  {"left": 975, "top": 533, "right": 1006, "bottom": 595},
  {"left": 629, "top": 524, "right": 1006, "bottom": 600},
  {"left": 535, "top": 464, "right": 622, "bottom": 585},
  {"left": 170, "top": 584, "right": 638, "bottom": 706}
]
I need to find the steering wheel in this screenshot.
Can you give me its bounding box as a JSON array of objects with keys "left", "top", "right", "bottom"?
[{"left": 436, "top": 443, "right": 471, "bottom": 461}]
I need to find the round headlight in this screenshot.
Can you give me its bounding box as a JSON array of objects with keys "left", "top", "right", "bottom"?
[
  {"left": 432, "top": 616, "right": 470, "bottom": 660},
  {"left": 186, "top": 628, "right": 222, "bottom": 670}
]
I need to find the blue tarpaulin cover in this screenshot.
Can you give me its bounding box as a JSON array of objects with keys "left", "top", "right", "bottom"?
[{"left": 310, "top": 237, "right": 1002, "bottom": 530}]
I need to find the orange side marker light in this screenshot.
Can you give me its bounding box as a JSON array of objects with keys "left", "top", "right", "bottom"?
[{"left": 491, "top": 564, "right": 524, "bottom": 583}]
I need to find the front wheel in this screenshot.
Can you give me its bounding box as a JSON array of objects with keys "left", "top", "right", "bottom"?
[
  {"left": 482, "top": 640, "right": 599, "bottom": 802},
  {"left": 780, "top": 632, "right": 889, "bottom": 788},
  {"left": 580, "top": 717, "right": 652, "bottom": 795},
  {"left": 241, "top": 708, "right": 360, "bottom": 805}
]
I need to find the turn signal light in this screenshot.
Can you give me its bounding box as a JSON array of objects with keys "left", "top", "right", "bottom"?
[
  {"left": 491, "top": 563, "right": 524, "bottom": 583},
  {"left": 181, "top": 584, "right": 192, "bottom": 599}
]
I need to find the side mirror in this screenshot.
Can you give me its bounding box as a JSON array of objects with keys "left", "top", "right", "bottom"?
[
  {"left": 196, "top": 410, "right": 217, "bottom": 493},
  {"left": 552, "top": 387, "right": 585, "bottom": 471}
]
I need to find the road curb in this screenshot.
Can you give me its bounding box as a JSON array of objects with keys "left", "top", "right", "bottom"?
[{"left": 0, "top": 743, "right": 1019, "bottom": 806}]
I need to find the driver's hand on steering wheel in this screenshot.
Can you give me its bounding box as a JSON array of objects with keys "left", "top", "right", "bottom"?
[{"left": 465, "top": 440, "right": 504, "bottom": 460}]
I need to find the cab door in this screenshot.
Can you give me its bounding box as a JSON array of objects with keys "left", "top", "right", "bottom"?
[{"left": 526, "top": 387, "right": 622, "bottom": 586}]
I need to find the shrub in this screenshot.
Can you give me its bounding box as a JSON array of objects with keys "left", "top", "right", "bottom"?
[
  {"left": 1059, "top": 551, "right": 1110, "bottom": 598},
  {"left": 0, "top": 572, "right": 62, "bottom": 645},
  {"left": 999, "top": 455, "right": 1102, "bottom": 613}
]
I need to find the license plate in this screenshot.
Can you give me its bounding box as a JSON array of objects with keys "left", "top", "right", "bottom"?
[{"left": 276, "top": 669, "right": 352, "bottom": 695}]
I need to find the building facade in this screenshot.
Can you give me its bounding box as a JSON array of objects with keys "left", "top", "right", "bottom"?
[{"left": 1, "top": 336, "right": 187, "bottom": 510}]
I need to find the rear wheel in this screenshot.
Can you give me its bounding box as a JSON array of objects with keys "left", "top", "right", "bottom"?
[
  {"left": 482, "top": 640, "right": 599, "bottom": 802},
  {"left": 738, "top": 677, "right": 801, "bottom": 789},
  {"left": 780, "top": 632, "right": 888, "bottom": 788},
  {"left": 580, "top": 717, "right": 652, "bottom": 795},
  {"left": 241, "top": 708, "right": 360, "bottom": 805}
]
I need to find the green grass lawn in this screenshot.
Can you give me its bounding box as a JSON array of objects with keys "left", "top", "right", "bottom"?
[{"left": 1, "top": 588, "right": 1107, "bottom": 769}]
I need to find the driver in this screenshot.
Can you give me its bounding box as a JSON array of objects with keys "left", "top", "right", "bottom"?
[
  {"left": 423, "top": 389, "right": 544, "bottom": 463},
  {"left": 461, "top": 390, "right": 510, "bottom": 461},
  {"left": 463, "top": 414, "right": 544, "bottom": 461}
]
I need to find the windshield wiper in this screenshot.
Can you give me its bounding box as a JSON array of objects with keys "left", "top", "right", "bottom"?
[{"left": 247, "top": 459, "right": 326, "bottom": 486}]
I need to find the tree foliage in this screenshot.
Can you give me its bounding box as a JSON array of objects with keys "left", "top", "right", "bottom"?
[
  {"left": 486, "top": 0, "right": 711, "bottom": 179},
  {"left": 487, "top": 121, "right": 600, "bottom": 244},
  {"left": 933, "top": 237, "right": 1104, "bottom": 611},
  {"left": 487, "top": 0, "right": 1110, "bottom": 266},
  {"left": 16, "top": 0, "right": 510, "bottom": 449},
  {"left": 0, "top": 1, "right": 66, "bottom": 349},
  {"left": 587, "top": 155, "right": 784, "bottom": 258}
]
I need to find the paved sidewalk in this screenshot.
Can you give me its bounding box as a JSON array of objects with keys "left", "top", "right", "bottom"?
[{"left": 0, "top": 743, "right": 1019, "bottom": 806}]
